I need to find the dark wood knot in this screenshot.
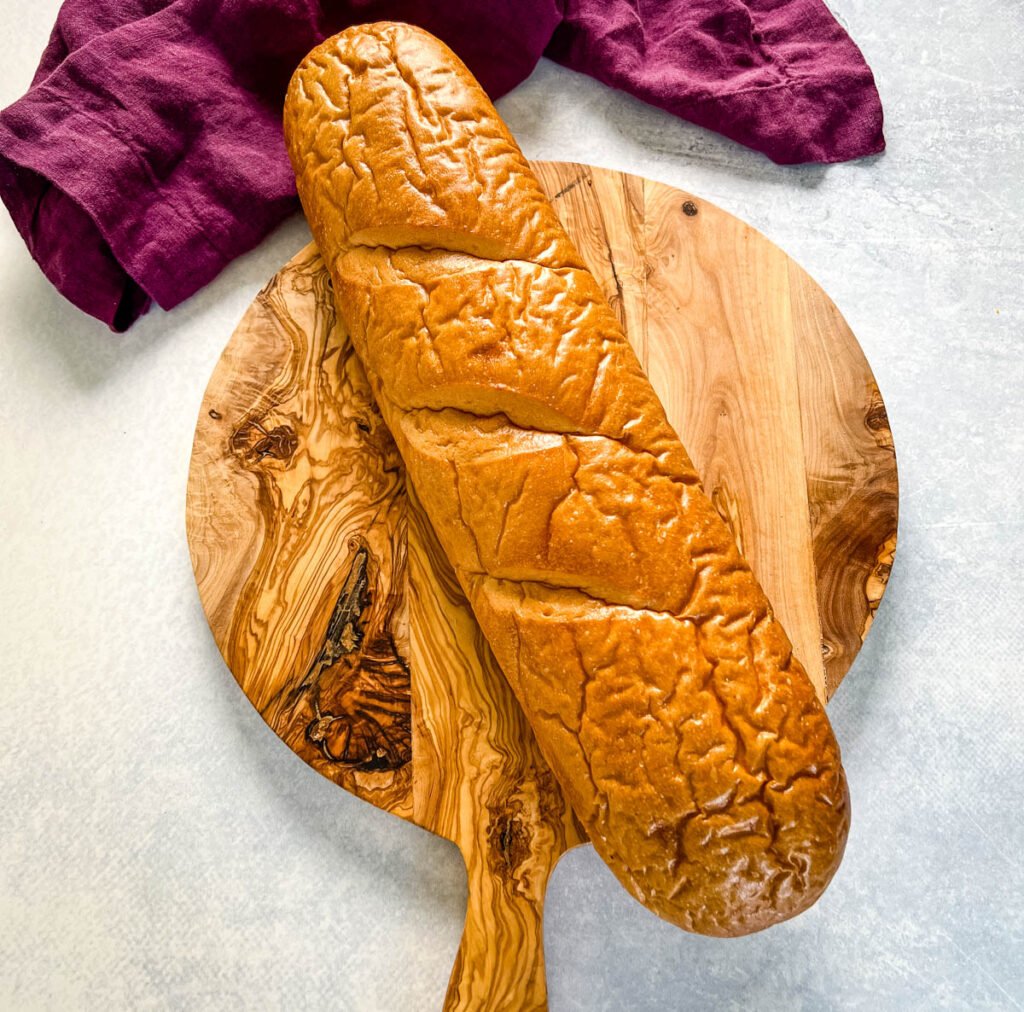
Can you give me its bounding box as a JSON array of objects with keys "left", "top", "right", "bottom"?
[{"left": 231, "top": 418, "right": 299, "bottom": 464}]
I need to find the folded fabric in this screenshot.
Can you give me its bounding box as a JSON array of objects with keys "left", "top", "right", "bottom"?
[{"left": 0, "top": 0, "right": 884, "bottom": 331}]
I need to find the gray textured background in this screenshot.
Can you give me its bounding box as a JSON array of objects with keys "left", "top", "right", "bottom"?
[{"left": 1, "top": 1, "right": 1022, "bottom": 1009}]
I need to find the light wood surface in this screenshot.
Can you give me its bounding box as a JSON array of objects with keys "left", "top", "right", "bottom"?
[{"left": 186, "top": 162, "right": 897, "bottom": 1010}]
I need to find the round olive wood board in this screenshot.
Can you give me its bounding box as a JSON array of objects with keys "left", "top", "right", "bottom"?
[{"left": 186, "top": 161, "right": 897, "bottom": 1011}]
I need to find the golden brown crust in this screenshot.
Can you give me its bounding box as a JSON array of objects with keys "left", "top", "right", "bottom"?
[{"left": 284, "top": 21, "right": 849, "bottom": 936}]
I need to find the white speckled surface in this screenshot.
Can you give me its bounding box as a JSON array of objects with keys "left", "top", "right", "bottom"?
[{"left": 1, "top": 2, "right": 1022, "bottom": 1009}]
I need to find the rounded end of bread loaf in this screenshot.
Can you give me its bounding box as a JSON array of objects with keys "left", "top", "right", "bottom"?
[
  {"left": 705, "top": 774, "right": 849, "bottom": 938},
  {"left": 283, "top": 22, "right": 583, "bottom": 272},
  {"left": 603, "top": 734, "right": 851, "bottom": 937}
]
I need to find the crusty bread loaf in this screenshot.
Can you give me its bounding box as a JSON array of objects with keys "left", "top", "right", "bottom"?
[{"left": 284, "top": 22, "right": 849, "bottom": 936}]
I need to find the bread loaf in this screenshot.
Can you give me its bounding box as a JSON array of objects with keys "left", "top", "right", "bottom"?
[{"left": 284, "top": 22, "right": 849, "bottom": 936}]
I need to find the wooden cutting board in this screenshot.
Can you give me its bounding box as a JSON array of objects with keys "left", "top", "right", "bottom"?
[{"left": 186, "top": 162, "right": 898, "bottom": 1011}]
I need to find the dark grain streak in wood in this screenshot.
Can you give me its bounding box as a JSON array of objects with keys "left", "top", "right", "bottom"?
[{"left": 550, "top": 175, "right": 587, "bottom": 202}]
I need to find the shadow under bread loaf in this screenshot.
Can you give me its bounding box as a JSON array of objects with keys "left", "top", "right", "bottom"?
[{"left": 283, "top": 22, "right": 849, "bottom": 937}]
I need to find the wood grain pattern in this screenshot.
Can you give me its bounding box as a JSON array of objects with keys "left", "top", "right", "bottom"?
[
  {"left": 188, "top": 251, "right": 415, "bottom": 816},
  {"left": 786, "top": 268, "right": 899, "bottom": 694},
  {"left": 186, "top": 162, "right": 897, "bottom": 1011}
]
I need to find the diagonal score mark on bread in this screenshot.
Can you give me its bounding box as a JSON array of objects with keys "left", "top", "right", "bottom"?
[{"left": 284, "top": 21, "right": 849, "bottom": 937}]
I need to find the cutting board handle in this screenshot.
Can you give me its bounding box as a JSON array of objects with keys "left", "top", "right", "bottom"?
[{"left": 443, "top": 844, "right": 555, "bottom": 1011}]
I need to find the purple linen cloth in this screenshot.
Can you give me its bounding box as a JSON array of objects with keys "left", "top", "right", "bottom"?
[{"left": 0, "top": 0, "right": 883, "bottom": 330}]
